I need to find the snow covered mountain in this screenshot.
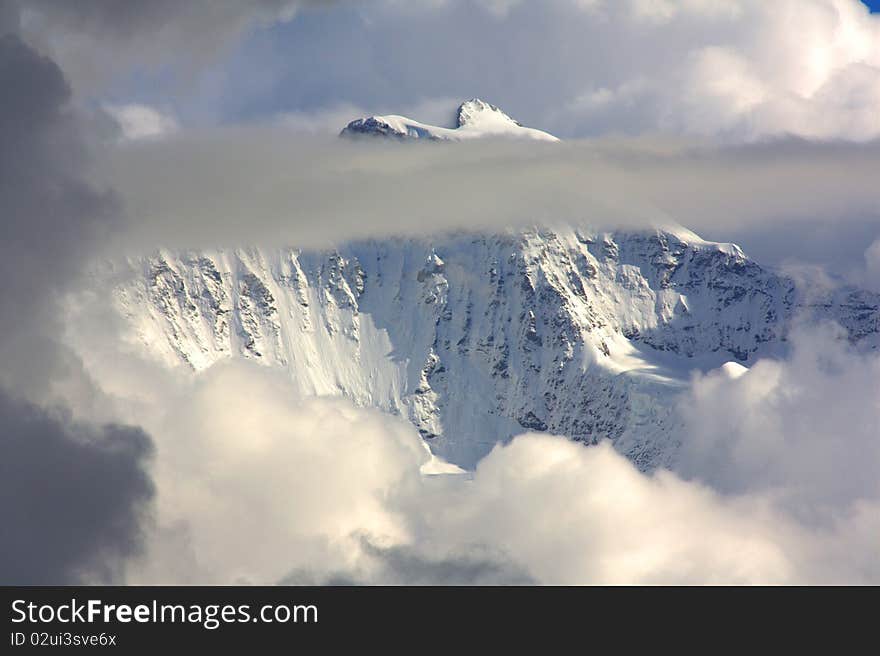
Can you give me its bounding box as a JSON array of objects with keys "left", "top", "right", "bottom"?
[
  {"left": 341, "top": 99, "right": 560, "bottom": 142},
  {"left": 93, "top": 225, "right": 880, "bottom": 470},
  {"left": 80, "top": 101, "right": 880, "bottom": 470}
]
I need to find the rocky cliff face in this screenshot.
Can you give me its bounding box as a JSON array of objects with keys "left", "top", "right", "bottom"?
[{"left": 95, "top": 225, "right": 880, "bottom": 469}]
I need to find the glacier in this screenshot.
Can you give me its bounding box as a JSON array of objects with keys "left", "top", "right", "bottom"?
[{"left": 80, "top": 100, "right": 880, "bottom": 470}]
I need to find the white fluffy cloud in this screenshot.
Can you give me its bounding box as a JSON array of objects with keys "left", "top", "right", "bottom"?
[
  {"left": 542, "top": 0, "right": 880, "bottom": 140},
  {"left": 128, "top": 362, "right": 426, "bottom": 584},
  {"left": 70, "top": 335, "right": 874, "bottom": 585},
  {"left": 413, "top": 436, "right": 800, "bottom": 584},
  {"left": 678, "top": 324, "right": 880, "bottom": 516},
  {"left": 123, "top": 362, "right": 785, "bottom": 584},
  {"left": 515, "top": 0, "right": 880, "bottom": 140},
  {"left": 127, "top": 0, "right": 879, "bottom": 141},
  {"left": 19, "top": 0, "right": 880, "bottom": 141}
]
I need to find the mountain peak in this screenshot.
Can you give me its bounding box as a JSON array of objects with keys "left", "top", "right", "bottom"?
[
  {"left": 341, "top": 99, "right": 559, "bottom": 142},
  {"left": 456, "top": 99, "right": 520, "bottom": 128}
]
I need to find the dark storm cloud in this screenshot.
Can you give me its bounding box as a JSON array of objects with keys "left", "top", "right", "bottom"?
[
  {"left": 0, "top": 2, "right": 155, "bottom": 584},
  {"left": 0, "top": 393, "right": 154, "bottom": 585},
  {"left": 0, "top": 30, "right": 112, "bottom": 350}
]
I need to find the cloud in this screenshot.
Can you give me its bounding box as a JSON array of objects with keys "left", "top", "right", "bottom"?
[
  {"left": 21, "top": 0, "right": 880, "bottom": 278},
  {"left": 864, "top": 238, "right": 880, "bottom": 290},
  {"left": 144, "top": 0, "right": 880, "bottom": 141},
  {"left": 0, "top": 28, "right": 112, "bottom": 373},
  {"left": 104, "top": 103, "right": 179, "bottom": 141},
  {"left": 677, "top": 324, "right": 880, "bottom": 517},
  {"left": 126, "top": 362, "right": 428, "bottom": 584},
  {"left": 94, "top": 353, "right": 877, "bottom": 585},
  {"left": 93, "top": 130, "right": 880, "bottom": 279},
  {"left": 544, "top": 0, "right": 880, "bottom": 140},
  {"left": 280, "top": 538, "right": 536, "bottom": 585},
  {"left": 6, "top": 0, "right": 880, "bottom": 586},
  {"left": 413, "top": 436, "right": 803, "bottom": 584},
  {"left": 12, "top": 1, "right": 880, "bottom": 143},
  {"left": 0, "top": 3, "right": 156, "bottom": 584},
  {"left": 0, "top": 392, "right": 154, "bottom": 585},
  {"left": 16, "top": 1, "right": 344, "bottom": 94}
]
